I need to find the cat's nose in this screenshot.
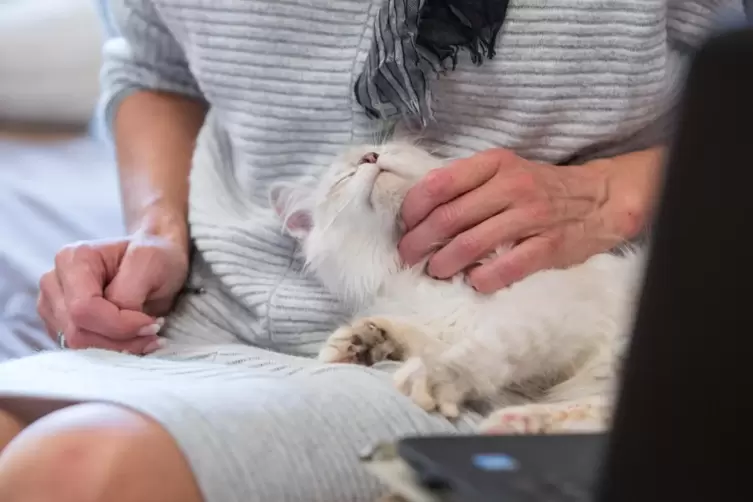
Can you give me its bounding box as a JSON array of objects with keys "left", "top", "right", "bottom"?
[{"left": 358, "top": 152, "right": 379, "bottom": 165}]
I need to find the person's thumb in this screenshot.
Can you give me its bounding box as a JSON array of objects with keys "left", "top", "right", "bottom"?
[{"left": 105, "top": 244, "right": 164, "bottom": 313}]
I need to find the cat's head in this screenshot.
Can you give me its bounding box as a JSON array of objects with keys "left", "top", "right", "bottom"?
[{"left": 270, "top": 142, "right": 444, "bottom": 307}]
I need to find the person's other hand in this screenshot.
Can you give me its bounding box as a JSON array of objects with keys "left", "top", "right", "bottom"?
[
  {"left": 37, "top": 233, "right": 189, "bottom": 354},
  {"left": 399, "top": 148, "right": 656, "bottom": 293}
]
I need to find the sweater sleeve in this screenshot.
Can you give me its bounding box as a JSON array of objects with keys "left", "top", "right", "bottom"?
[
  {"left": 667, "top": 0, "right": 745, "bottom": 50},
  {"left": 97, "top": 0, "right": 205, "bottom": 132}
]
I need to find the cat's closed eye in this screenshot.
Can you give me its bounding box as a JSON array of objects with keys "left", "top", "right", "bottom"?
[{"left": 330, "top": 170, "right": 356, "bottom": 192}]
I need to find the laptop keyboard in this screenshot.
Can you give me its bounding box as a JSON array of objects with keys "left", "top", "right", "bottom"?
[
  {"left": 396, "top": 434, "right": 605, "bottom": 502},
  {"left": 499, "top": 473, "right": 592, "bottom": 501}
]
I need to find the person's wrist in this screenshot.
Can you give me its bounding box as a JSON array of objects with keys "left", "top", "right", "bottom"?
[
  {"left": 131, "top": 205, "right": 190, "bottom": 256},
  {"left": 583, "top": 147, "right": 665, "bottom": 241}
]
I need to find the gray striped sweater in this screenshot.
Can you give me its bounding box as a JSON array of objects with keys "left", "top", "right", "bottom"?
[{"left": 100, "top": 0, "right": 737, "bottom": 355}]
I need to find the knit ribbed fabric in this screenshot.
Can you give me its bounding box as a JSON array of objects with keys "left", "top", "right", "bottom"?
[
  {"left": 1, "top": 1, "right": 740, "bottom": 501},
  {"left": 100, "top": 0, "right": 739, "bottom": 357}
]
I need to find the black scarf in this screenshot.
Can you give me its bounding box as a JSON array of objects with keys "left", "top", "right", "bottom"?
[{"left": 354, "top": 0, "right": 510, "bottom": 126}]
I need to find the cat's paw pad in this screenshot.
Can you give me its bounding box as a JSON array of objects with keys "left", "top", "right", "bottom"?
[
  {"left": 480, "top": 403, "right": 606, "bottom": 435},
  {"left": 317, "top": 318, "right": 400, "bottom": 366},
  {"left": 479, "top": 408, "right": 549, "bottom": 435},
  {"left": 393, "top": 357, "right": 468, "bottom": 419}
]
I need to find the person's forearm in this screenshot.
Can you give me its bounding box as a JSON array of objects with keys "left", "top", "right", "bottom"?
[
  {"left": 113, "top": 90, "right": 208, "bottom": 250},
  {"left": 584, "top": 146, "right": 666, "bottom": 241}
]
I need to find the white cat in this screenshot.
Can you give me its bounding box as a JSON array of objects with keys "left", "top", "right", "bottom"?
[{"left": 270, "top": 142, "right": 644, "bottom": 434}]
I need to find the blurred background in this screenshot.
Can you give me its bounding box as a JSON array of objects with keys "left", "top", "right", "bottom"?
[{"left": 0, "top": 0, "right": 123, "bottom": 360}]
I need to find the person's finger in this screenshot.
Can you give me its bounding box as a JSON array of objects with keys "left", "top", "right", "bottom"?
[
  {"left": 104, "top": 245, "right": 163, "bottom": 312},
  {"left": 39, "top": 270, "right": 161, "bottom": 353},
  {"left": 38, "top": 270, "right": 81, "bottom": 341},
  {"left": 38, "top": 271, "right": 61, "bottom": 339},
  {"left": 400, "top": 150, "right": 509, "bottom": 230},
  {"left": 55, "top": 245, "right": 157, "bottom": 338},
  {"left": 65, "top": 329, "right": 165, "bottom": 355},
  {"left": 426, "top": 206, "right": 548, "bottom": 279},
  {"left": 467, "top": 234, "right": 560, "bottom": 293},
  {"left": 64, "top": 294, "right": 159, "bottom": 340},
  {"left": 398, "top": 179, "right": 513, "bottom": 266},
  {"left": 37, "top": 291, "right": 58, "bottom": 340}
]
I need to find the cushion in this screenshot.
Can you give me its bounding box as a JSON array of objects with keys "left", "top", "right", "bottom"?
[{"left": 0, "top": 0, "right": 104, "bottom": 126}]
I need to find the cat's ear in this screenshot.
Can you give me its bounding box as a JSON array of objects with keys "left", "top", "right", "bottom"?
[{"left": 269, "top": 183, "right": 313, "bottom": 240}]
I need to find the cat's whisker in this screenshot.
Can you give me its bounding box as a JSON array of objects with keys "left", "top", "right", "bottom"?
[
  {"left": 319, "top": 188, "right": 363, "bottom": 234},
  {"left": 369, "top": 130, "right": 388, "bottom": 147}
]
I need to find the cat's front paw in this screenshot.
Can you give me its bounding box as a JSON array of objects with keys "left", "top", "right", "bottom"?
[
  {"left": 479, "top": 402, "right": 608, "bottom": 435},
  {"left": 317, "top": 317, "right": 401, "bottom": 366},
  {"left": 393, "top": 357, "right": 472, "bottom": 419},
  {"left": 479, "top": 406, "right": 551, "bottom": 435}
]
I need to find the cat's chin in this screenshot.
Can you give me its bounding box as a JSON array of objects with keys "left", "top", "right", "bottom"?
[{"left": 369, "top": 171, "right": 410, "bottom": 216}]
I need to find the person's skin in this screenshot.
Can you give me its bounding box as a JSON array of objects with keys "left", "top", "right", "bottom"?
[
  {"left": 0, "top": 410, "right": 23, "bottom": 453},
  {"left": 399, "top": 146, "right": 664, "bottom": 293},
  {"left": 0, "top": 403, "right": 203, "bottom": 502},
  {"left": 36, "top": 90, "right": 206, "bottom": 354}
]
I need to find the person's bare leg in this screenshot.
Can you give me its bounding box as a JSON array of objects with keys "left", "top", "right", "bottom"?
[
  {"left": 0, "top": 403, "right": 204, "bottom": 502},
  {"left": 0, "top": 410, "right": 25, "bottom": 452}
]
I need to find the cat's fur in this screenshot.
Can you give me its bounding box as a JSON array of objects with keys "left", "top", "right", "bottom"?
[{"left": 270, "top": 142, "right": 643, "bottom": 433}]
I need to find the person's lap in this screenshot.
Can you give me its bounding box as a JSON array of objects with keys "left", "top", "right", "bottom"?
[{"left": 0, "top": 344, "right": 479, "bottom": 502}]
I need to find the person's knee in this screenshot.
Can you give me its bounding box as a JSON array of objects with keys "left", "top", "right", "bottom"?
[
  {"left": 0, "top": 409, "right": 25, "bottom": 452},
  {"left": 0, "top": 403, "right": 202, "bottom": 502}
]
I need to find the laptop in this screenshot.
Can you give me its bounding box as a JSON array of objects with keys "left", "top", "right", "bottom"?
[{"left": 380, "top": 24, "right": 753, "bottom": 502}]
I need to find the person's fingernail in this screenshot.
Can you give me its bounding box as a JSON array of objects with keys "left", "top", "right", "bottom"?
[
  {"left": 424, "top": 260, "right": 439, "bottom": 279},
  {"left": 137, "top": 323, "right": 162, "bottom": 337},
  {"left": 155, "top": 317, "right": 166, "bottom": 327},
  {"left": 143, "top": 338, "right": 166, "bottom": 354}
]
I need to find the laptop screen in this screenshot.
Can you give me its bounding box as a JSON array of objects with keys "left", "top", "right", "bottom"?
[{"left": 594, "top": 25, "right": 752, "bottom": 502}]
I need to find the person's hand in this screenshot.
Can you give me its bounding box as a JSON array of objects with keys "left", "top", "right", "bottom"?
[
  {"left": 37, "top": 231, "right": 190, "bottom": 354},
  {"left": 399, "top": 148, "right": 659, "bottom": 293}
]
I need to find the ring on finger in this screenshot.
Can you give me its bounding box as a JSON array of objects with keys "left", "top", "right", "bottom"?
[{"left": 56, "top": 330, "right": 68, "bottom": 349}]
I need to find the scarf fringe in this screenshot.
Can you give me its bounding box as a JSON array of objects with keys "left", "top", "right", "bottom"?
[{"left": 354, "top": 0, "right": 510, "bottom": 126}]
